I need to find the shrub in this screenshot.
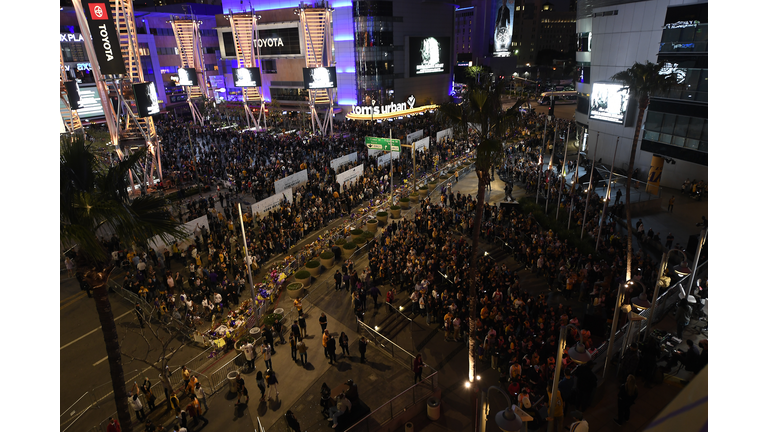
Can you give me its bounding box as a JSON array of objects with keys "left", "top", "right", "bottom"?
[
  {"left": 335, "top": 238, "right": 347, "bottom": 246},
  {"left": 399, "top": 197, "right": 410, "bottom": 203},
  {"left": 351, "top": 228, "right": 364, "bottom": 236},
  {"left": 362, "top": 231, "right": 374, "bottom": 239},
  {"left": 287, "top": 282, "right": 303, "bottom": 291},
  {"left": 263, "top": 313, "right": 283, "bottom": 328},
  {"left": 419, "top": 185, "right": 428, "bottom": 190},
  {"left": 320, "top": 251, "right": 334, "bottom": 259},
  {"left": 294, "top": 270, "right": 310, "bottom": 279},
  {"left": 305, "top": 260, "right": 320, "bottom": 269},
  {"left": 343, "top": 242, "right": 358, "bottom": 250},
  {"left": 390, "top": 205, "right": 401, "bottom": 210},
  {"left": 376, "top": 211, "right": 388, "bottom": 217},
  {"left": 353, "top": 237, "right": 367, "bottom": 245},
  {"left": 367, "top": 219, "right": 378, "bottom": 225}
]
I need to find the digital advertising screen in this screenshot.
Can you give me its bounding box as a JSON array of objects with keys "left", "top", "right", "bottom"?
[
  {"left": 409, "top": 36, "right": 450, "bottom": 77},
  {"left": 492, "top": 0, "right": 515, "bottom": 57},
  {"left": 61, "top": 83, "right": 104, "bottom": 119},
  {"left": 177, "top": 67, "right": 198, "bottom": 86},
  {"left": 233, "top": 67, "right": 262, "bottom": 87},
  {"left": 302, "top": 67, "right": 337, "bottom": 90},
  {"left": 589, "top": 82, "right": 629, "bottom": 124},
  {"left": 256, "top": 26, "right": 302, "bottom": 57},
  {"left": 133, "top": 82, "right": 160, "bottom": 117},
  {"left": 64, "top": 81, "right": 83, "bottom": 110}
]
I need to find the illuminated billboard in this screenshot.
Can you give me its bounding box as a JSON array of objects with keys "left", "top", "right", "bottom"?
[
  {"left": 302, "top": 67, "right": 337, "bottom": 90},
  {"left": 589, "top": 82, "right": 629, "bottom": 124},
  {"left": 177, "top": 67, "right": 198, "bottom": 87},
  {"left": 60, "top": 83, "right": 104, "bottom": 119},
  {"left": 409, "top": 36, "right": 450, "bottom": 77},
  {"left": 234, "top": 67, "right": 262, "bottom": 87},
  {"left": 492, "top": 0, "right": 515, "bottom": 57},
  {"left": 133, "top": 82, "right": 160, "bottom": 117}
]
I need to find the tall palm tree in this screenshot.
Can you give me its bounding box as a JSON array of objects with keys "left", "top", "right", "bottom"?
[
  {"left": 611, "top": 61, "right": 683, "bottom": 281},
  {"left": 437, "top": 72, "right": 523, "bottom": 386},
  {"left": 61, "top": 136, "right": 186, "bottom": 431}
]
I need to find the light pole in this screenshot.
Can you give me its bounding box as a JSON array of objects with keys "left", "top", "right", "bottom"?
[
  {"left": 580, "top": 132, "right": 599, "bottom": 239},
  {"left": 547, "top": 324, "right": 592, "bottom": 432},
  {"left": 603, "top": 281, "right": 626, "bottom": 378},
  {"left": 545, "top": 122, "right": 558, "bottom": 213},
  {"left": 595, "top": 137, "right": 619, "bottom": 249},
  {"left": 686, "top": 218, "right": 708, "bottom": 296},
  {"left": 643, "top": 249, "right": 690, "bottom": 341},
  {"left": 555, "top": 124, "right": 570, "bottom": 221}
]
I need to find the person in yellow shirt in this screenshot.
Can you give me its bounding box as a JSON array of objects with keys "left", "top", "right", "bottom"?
[{"left": 480, "top": 305, "right": 490, "bottom": 321}]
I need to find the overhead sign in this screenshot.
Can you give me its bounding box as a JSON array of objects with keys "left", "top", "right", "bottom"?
[
  {"left": 274, "top": 169, "right": 308, "bottom": 194},
  {"left": 365, "top": 136, "right": 401, "bottom": 152},
  {"left": 81, "top": 0, "right": 126, "bottom": 75},
  {"left": 589, "top": 82, "right": 629, "bottom": 124},
  {"left": 303, "top": 67, "right": 337, "bottom": 90}
]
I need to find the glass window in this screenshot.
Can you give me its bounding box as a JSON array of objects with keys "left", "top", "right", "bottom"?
[
  {"left": 660, "top": 113, "right": 676, "bottom": 135},
  {"left": 694, "top": 23, "right": 708, "bottom": 42},
  {"left": 679, "top": 26, "right": 696, "bottom": 42},
  {"left": 700, "top": 120, "right": 707, "bottom": 142},
  {"left": 687, "top": 117, "right": 704, "bottom": 140},
  {"left": 698, "top": 140, "right": 707, "bottom": 152},
  {"left": 644, "top": 130, "right": 660, "bottom": 142},
  {"left": 658, "top": 133, "right": 672, "bottom": 144},
  {"left": 684, "top": 138, "right": 699, "bottom": 149},
  {"left": 697, "top": 69, "right": 708, "bottom": 92},
  {"left": 645, "top": 111, "right": 663, "bottom": 132},
  {"left": 672, "top": 135, "right": 687, "bottom": 147},
  {"left": 660, "top": 28, "right": 680, "bottom": 43},
  {"left": 673, "top": 115, "right": 689, "bottom": 137}
]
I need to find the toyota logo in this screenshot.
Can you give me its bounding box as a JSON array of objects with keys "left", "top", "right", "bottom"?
[{"left": 93, "top": 5, "right": 104, "bottom": 17}]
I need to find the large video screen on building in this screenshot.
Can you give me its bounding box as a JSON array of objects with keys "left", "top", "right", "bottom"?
[
  {"left": 409, "top": 36, "right": 450, "bottom": 77},
  {"left": 589, "top": 82, "right": 629, "bottom": 124},
  {"left": 256, "top": 27, "right": 302, "bottom": 57},
  {"left": 492, "top": 0, "right": 515, "bottom": 57},
  {"left": 61, "top": 83, "right": 104, "bottom": 119},
  {"left": 64, "top": 81, "right": 83, "bottom": 110},
  {"left": 303, "top": 67, "right": 337, "bottom": 89},
  {"left": 133, "top": 82, "right": 160, "bottom": 117},
  {"left": 234, "top": 67, "right": 262, "bottom": 87},
  {"left": 177, "top": 68, "right": 198, "bottom": 86}
]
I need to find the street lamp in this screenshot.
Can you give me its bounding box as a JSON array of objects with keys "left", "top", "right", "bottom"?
[
  {"left": 547, "top": 324, "right": 592, "bottom": 432},
  {"left": 485, "top": 386, "right": 525, "bottom": 432}
]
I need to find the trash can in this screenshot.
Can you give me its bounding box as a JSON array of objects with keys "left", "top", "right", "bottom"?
[
  {"left": 405, "top": 422, "right": 415, "bottom": 432},
  {"left": 427, "top": 397, "right": 441, "bottom": 420},
  {"left": 227, "top": 371, "right": 239, "bottom": 394}
]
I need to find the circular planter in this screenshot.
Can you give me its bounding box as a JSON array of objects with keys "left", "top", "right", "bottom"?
[
  {"left": 428, "top": 181, "right": 438, "bottom": 191},
  {"left": 376, "top": 211, "right": 388, "bottom": 224},
  {"left": 419, "top": 186, "right": 428, "bottom": 197},
  {"left": 353, "top": 236, "right": 368, "bottom": 246},
  {"left": 334, "top": 238, "right": 347, "bottom": 246},
  {"left": 366, "top": 218, "right": 378, "bottom": 232},
  {"left": 294, "top": 270, "right": 311, "bottom": 287},
  {"left": 399, "top": 198, "right": 411, "bottom": 210},
  {"left": 320, "top": 251, "right": 335, "bottom": 269},
  {"left": 390, "top": 206, "right": 401, "bottom": 219},
  {"left": 341, "top": 242, "right": 357, "bottom": 259},
  {"left": 235, "top": 335, "right": 257, "bottom": 351},
  {"left": 305, "top": 260, "right": 321, "bottom": 277},
  {"left": 350, "top": 228, "right": 364, "bottom": 240},
  {"left": 286, "top": 282, "right": 305, "bottom": 299}
]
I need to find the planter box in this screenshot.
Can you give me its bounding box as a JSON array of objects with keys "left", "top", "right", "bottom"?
[
  {"left": 350, "top": 229, "right": 364, "bottom": 240},
  {"left": 390, "top": 208, "right": 401, "bottom": 218},
  {"left": 286, "top": 283, "right": 305, "bottom": 299},
  {"left": 294, "top": 274, "right": 311, "bottom": 288},
  {"left": 399, "top": 200, "right": 410, "bottom": 210},
  {"left": 366, "top": 220, "right": 378, "bottom": 233},
  {"left": 320, "top": 255, "right": 335, "bottom": 269},
  {"left": 306, "top": 264, "right": 321, "bottom": 277},
  {"left": 376, "top": 213, "right": 388, "bottom": 224},
  {"left": 341, "top": 244, "right": 357, "bottom": 259}
]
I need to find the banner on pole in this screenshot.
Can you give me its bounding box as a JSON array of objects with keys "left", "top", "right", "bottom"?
[
  {"left": 274, "top": 169, "right": 308, "bottom": 194},
  {"left": 645, "top": 155, "right": 664, "bottom": 195},
  {"left": 81, "top": 1, "right": 126, "bottom": 75}
]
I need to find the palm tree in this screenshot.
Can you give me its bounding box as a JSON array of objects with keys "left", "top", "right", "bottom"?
[
  {"left": 437, "top": 72, "right": 523, "bottom": 387},
  {"left": 61, "top": 136, "right": 186, "bottom": 431},
  {"left": 611, "top": 61, "right": 683, "bottom": 281}
]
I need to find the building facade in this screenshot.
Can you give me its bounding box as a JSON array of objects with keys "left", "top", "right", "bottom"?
[{"left": 574, "top": 0, "right": 707, "bottom": 188}]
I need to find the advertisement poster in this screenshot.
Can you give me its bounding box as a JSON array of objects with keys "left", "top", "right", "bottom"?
[
  {"left": 407, "top": 129, "right": 424, "bottom": 144},
  {"left": 414, "top": 137, "right": 430, "bottom": 153},
  {"left": 330, "top": 152, "right": 357, "bottom": 172},
  {"left": 252, "top": 188, "right": 293, "bottom": 216},
  {"left": 274, "top": 169, "right": 308, "bottom": 194},
  {"left": 336, "top": 165, "right": 364, "bottom": 188},
  {"left": 492, "top": 0, "right": 515, "bottom": 57}
]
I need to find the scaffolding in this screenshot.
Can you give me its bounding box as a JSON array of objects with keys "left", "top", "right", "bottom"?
[
  {"left": 169, "top": 15, "right": 211, "bottom": 126},
  {"left": 72, "top": 0, "right": 162, "bottom": 193},
  {"left": 299, "top": 6, "right": 335, "bottom": 136},
  {"left": 228, "top": 10, "right": 266, "bottom": 131},
  {"left": 59, "top": 50, "right": 83, "bottom": 135}
]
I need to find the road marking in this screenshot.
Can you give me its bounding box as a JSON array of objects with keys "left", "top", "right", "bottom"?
[
  {"left": 61, "top": 291, "right": 86, "bottom": 303},
  {"left": 60, "top": 310, "right": 134, "bottom": 350},
  {"left": 60, "top": 292, "right": 87, "bottom": 310},
  {"left": 93, "top": 355, "right": 109, "bottom": 366}
]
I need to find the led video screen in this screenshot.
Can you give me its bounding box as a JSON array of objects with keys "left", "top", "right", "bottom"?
[
  {"left": 233, "top": 67, "right": 262, "bottom": 87},
  {"left": 409, "top": 36, "right": 450, "bottom": 77},
  {"left": 589, "top": 82, "right": 629, "bottom": 124},
  {"left": 64, "top": 81, "right": 83, "bottom": 110},
  {"left": 133, "top": 82, "right": 160, "bottom": 117},
  {"left": 302, "top": 67, "right": 337, "bottom": 90},
  {"left": 177, "top": 67, "right": 198, "bottom": 86}
]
